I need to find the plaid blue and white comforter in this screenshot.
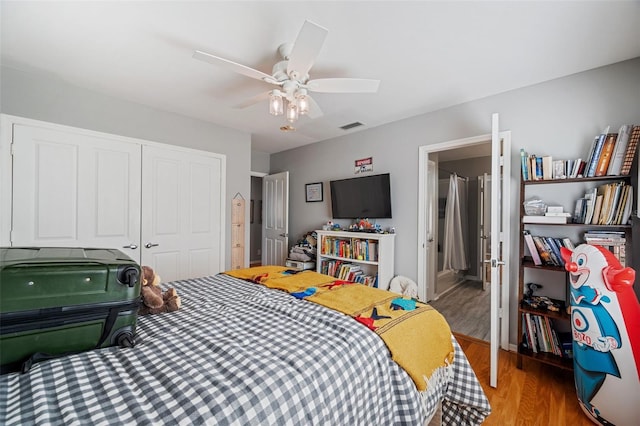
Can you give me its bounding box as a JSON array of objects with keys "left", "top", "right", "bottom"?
[{"left": 0, "top": 273, "right": 490, "bottom": 425}]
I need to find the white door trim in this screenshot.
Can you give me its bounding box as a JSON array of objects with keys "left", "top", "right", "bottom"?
[{"left": 418, "top": 134, "right": 493, "bottom": 302}]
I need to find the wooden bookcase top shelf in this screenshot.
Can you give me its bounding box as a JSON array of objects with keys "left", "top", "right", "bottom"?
[{"left": 523, "top": 174, "right": 631, "bottom": 185}]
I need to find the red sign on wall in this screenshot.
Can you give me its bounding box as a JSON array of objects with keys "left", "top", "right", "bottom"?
[{"left": 354, "top": 157, "right": 373, "bottom": 173}]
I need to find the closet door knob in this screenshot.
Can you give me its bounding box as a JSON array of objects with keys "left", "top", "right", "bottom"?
[
  {"left": 145, "top": 242, "right": 159, "bottom": 249},
  {"left": 122, "top": 244, "right": 138, "bottom": 250}
]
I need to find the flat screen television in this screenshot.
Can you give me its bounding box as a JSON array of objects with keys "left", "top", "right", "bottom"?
[{"left": 330, "top": 173, "right": 392, "bottom": 219}]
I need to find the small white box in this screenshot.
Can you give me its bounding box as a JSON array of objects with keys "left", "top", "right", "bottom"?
[
  {"left": 546, "top": 206, "right": 564, "bottom": 213},
  {"left": 285, "top": 259, "right": 315, "bottom": 270}
]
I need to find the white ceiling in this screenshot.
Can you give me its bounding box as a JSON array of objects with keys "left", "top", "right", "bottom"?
[{"left": 2, "top": 1, "right": 639, "bottom": 154}]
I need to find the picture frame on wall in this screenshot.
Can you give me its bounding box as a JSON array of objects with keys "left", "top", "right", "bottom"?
[{"left": 305, "top": 182, "right": 323, "bottom": 202}]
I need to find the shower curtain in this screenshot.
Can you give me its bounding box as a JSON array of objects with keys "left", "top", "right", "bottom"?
[{"left": 442, "top": 173, "right": 469, "bottom": 272}]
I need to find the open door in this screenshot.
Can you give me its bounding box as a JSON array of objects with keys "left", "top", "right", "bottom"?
[
  {"left": 262, "top": 171, "right": 289, "bottom": 266},
  {"left": 489, "top": 113, "right": 511, "bottom": 388}
]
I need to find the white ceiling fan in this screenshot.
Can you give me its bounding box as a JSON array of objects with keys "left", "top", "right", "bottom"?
[{"left": 193, "top": 20, "right": 380, "bottom": 125}]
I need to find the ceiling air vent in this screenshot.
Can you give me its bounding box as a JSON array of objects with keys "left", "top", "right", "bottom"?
[{"left": 340, "top": 122, "right": 364, "bottom": 130}]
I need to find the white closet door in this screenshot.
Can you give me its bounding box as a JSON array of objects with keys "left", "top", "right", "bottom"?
[
  {"left": 11, "top": 124, "right": 141, "bottom": 259},
  {"left": 141, "top": 145, "right": 224, "bottom": 282}
]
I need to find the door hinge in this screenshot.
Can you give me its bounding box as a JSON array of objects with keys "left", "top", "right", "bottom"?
[{"left": 10, "top": 142, "right": 15, "bottom": 156}]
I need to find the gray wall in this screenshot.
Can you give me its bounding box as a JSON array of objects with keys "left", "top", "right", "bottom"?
[
  {"left": 251, "top": 150, "right": 270, "bottom": 174},
  {"left": 1, "top": 65, "right": 252, "bottom": 270},
  {"left": 271, "top": 57, "right": 640, "bottom": 345}
]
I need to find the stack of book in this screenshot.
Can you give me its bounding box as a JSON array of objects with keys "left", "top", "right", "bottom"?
[
  {"left": 520, "top": 124, "right": 640, "bottom": 181},
  {"left": 573, "top": 181, "right": 633, "bottom": 225},
  {"left": 584, "top": 231, "right": 627, "bottom": 266},
  {"left": 521, "top": 312, "right": 570, "bottom": 357},
  {"left": 351, "top": 238, "right": 378, "bottom": 261},
  {"left": 319, "top": 260, "right": 378, "bottom": 286},
  {"left": 522, "top": 231, "right": 575, "bottom": 267}
]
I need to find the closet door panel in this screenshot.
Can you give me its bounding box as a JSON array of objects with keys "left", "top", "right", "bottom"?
[
  {"left": 12, "top": 133, "right": 79, "bottom": 243},
  {"left": 11, "top": 124, "right": 141, "bottom": 261},
  {"left": 141, "top": 145, "right": 224, "bottom": 282}
]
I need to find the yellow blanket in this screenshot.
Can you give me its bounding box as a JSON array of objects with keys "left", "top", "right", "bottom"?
[{"left": 223, "top": 267, "right": 454, "bottom": 391}]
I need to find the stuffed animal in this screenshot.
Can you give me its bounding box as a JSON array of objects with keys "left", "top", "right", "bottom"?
[{"left": 138, "top": 265, "right": 181, "bottom": 315}]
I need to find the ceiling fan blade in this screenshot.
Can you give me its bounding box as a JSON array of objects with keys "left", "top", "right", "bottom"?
[
  {"left": 234, "top": 91, "right": 271, "bottom": 109},
  {"left": 306, "top": 95, "right": 323, "bottom": 119},
  {"left": 287, "top": 20, "right": 328, "bottom": 79},
  {"left": 193, "top": 50, "right": 276, "bottom": 83},
  {"left": 306, "top": 78, "right": 380, "bottom": 93}
]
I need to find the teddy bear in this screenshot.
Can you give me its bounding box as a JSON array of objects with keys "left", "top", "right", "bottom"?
[{"left": 138, "top": 265, "right": 181, "bottom": 315}]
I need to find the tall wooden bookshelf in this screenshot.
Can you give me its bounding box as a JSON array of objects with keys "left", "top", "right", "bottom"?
[{"left": 517, "top": 174, "right": 633, "bottom": 370}]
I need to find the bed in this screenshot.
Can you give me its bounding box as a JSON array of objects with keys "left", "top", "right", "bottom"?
[{"left": 0, "top": 267, "right": 490, "bottom": 425}]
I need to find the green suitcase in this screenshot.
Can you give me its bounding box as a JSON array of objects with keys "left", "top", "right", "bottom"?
[{"left": 0, "top": 247, "right": 141, "bottom": 374}]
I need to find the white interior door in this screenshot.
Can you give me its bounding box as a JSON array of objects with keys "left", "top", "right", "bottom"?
[
  {"left": 489, "top": 113, "right": 512, "bottom": 388},
  {"left": 11, "top": 124, "right": 141, "bottom": 259},
  {"left": 262, "top": 171, "right": 289, "bottom": 266},
  {"left": 141, "top": 145, "right": 225, "bottom": 282}
]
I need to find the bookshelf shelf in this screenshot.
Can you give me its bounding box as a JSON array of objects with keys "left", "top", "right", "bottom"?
[
  {"left": 518, "top": 346, "right": 574, "bottom": 371},
  {"left": 517, "top": 173, "right": 634, "bottom": 371},
  {"left": 519, "top": 303, "right": 570, "bottom": 321},
  {"left": 315, "top": 230, "right": 395, "bottom": 290}
]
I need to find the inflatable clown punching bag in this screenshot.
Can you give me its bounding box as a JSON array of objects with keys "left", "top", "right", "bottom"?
[{"left": 560, "top": 244, "right": 640, "bottom": 425}]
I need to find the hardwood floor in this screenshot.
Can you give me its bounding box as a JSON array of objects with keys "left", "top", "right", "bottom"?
[{"left": 454, "top": 333, "right": 593, "bottom": 425}]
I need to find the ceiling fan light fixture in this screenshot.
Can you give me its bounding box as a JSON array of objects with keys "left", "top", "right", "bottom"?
[
  {"left": 286, "top": 102, "right": 299, "bottom": 123},
  {"left": 269, "top": 90, "right": 284, "bottom": 116},
  {"left": 295, "top": 90, "right": 309, "bottom": 115}
]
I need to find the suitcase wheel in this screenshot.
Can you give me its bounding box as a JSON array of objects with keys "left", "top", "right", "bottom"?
[{"left": 116, "top": 331, "right": 135, "bottom": 348}]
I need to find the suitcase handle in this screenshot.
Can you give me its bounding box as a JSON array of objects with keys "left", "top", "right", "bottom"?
[{"left": 117, "top": 265, "right": 140, "bottom": 287}]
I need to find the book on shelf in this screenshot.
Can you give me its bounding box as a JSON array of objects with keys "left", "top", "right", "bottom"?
[
  {"left": 594, "top": 133, "right": 618, "bottom": 177},
  {"left": 542, "top": 156, "right": 553, "bottom": 180},
  {"left": 531, "top": 236, "right": 553, "bottom": 266},
  {"left": 590, "top": 194, "right": 604, "bottom": 224},
  {"left": 528, "top": 235, "right": 570, "bottom": 267},
  {"left": 583, "top": 187, "right": 598, "bottom": 224},
  {"left": 534, "top": 156, "right": 543, "bottom": 180},
  {"left": 584, "top": 231, "right": 627, "bottom": 265},
  {"left": 559, "top": 332, "right": 573, "bottom": 359},
  {"left": 572, "top": 181, "right": 632, "bottom": 225},
  {"left": 607, "top": 125, "right": 632, "bottom": 175},
  {"left": 552, "top": 160, "right": 565, "bottom": 179},
  {"left": 568, "top": 158, "right": 585, "bottom": 178},
  {"left": 545, "top": 237, "right": 565, "bottom": 267},
  {"left": 586, "top": 132, "right": 608, "bottom": 177},
  {"left": 523, "top": 230, "right": 542, "bottom": 265},
  {"left": 520, "top": 148, "right": 529, "bottom": 181},
  {"left": 561, "top": 237, "right": 575, "bottom": 250},
  {"left": 523, "top": 215, "right": 568, "bottom": 224},
  {"left": 521, "top": 313, "right": 565, "bottom": 356},
  {"left": 620, "top": 125, "right": 640, "bottom": 175}
]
